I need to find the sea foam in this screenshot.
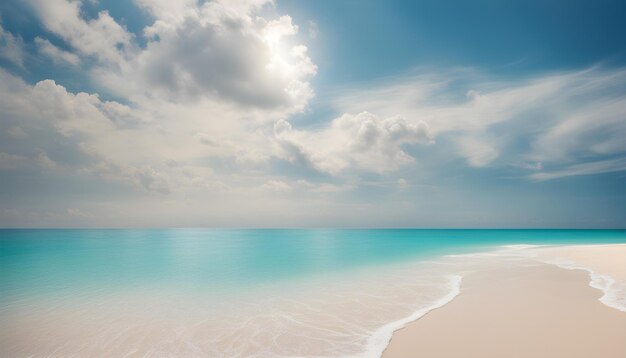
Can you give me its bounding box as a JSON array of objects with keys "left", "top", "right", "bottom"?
[
  {"left": 359, "top": 275, "right": 462, "bottom": 358},
  {"left": 543, "top": 258, "right": 626, "bottom": 312}
]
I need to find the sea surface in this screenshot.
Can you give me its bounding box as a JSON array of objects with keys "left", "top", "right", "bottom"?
[{"left": 1, "top": 229, "right": 625, "bottom": 356}]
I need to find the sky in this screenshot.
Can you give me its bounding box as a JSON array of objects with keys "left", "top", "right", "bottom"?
[{"left": 0, "top": 0, "right": 625, "bottom": 228}]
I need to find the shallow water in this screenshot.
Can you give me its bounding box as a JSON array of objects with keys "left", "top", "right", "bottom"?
[{"left": 1, "top": 229, "right": 625, "bottom": 356}]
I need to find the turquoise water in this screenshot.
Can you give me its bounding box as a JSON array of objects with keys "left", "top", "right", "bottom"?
[
  {"left": 1, "top": 229, "right": 625, "bottom": 298},
  {"left": 1, "top": 229, "right": 625, "bottom": 356}
]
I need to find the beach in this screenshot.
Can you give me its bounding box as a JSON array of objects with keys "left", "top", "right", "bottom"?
[
  {"left": 1, "top": 230, "right": 625, "bottom": 356},
  {"left": 384, "top": 244, "right": 626, "bottom": 358}
]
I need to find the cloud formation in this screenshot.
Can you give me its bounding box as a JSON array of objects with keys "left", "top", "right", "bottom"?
[
  {"left": 0, "top": 69, "right": 149, "bottom": 190},
  {"left": 0, "top": 24, "right": 25, "bottom": 67},
  {"left": 275, "top": 112, "right": 432, "bottom": 174},
  {"left": 332, "top": 67, "right": 626, "bottom": 179},
  {"left": 28, "top": 0, "right": 134, "bottom": 64},
  {"left": 3, "top": 0, "right": 321, "bottom": 197},
  {"left": 34, "top": 37, "right": 80, "bottom": 65},
  {"left": 26, "top": 0, "right": 316, "bottom": 113},
  {"left": 1, "top": 0, "right": 626, "bottom": 227}
]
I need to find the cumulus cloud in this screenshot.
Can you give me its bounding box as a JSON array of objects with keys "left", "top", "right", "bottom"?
[
  {"left": 150, "top": 14, "right": 309, "bottom": 106},
  {"left": 5, "top": 1, "right": 326, "bottom": 218},
  {"left": 27, "top": 0, "right": 134, "bottom": 64},
  {"left": 6, "top": 0, "right": 319, "bottom": 203},
  {"left": 91, "top": 0, "right": 315, "bottom": 114},
  {"left": 274, "top": 112, "right": 433, "bottom": 174},
  {"left": 26, "top": 0, "right": 316, "bottom": 117},
  {"left": 0, "top": 69, "right": 167, "bottom": 193},
  {"left": 0, "top": 67, "right": 281, "bottom": 195},
  {"left": 134, "top": 0, "right": 197, "bottom": 24},
  {"left": 34, "top": 37, "right": 80, "bottom": 65}
]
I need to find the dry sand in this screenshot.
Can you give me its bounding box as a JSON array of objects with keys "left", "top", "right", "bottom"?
[
  {"left": 383, "top": 262, "right": 626, "bottom": 358},
  {"left": 536, "top": 243, "right": 626, "bottom": 282}
]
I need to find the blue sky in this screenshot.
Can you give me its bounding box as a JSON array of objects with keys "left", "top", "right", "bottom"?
[
  {"left": 285, "top": 0, "right": 626, "bottom": 79},
  {"left": 1, "top": 0, "right": 625, "bottom": 227}
]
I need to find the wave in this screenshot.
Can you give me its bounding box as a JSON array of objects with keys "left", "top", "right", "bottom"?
[
  {"left": 322, "top": 244, "right": 625, "bottom": 358},
  {"left": 481, "top": 243, "right": 626, "bottom": 313},
  {"left": 489, "top": 244, "right": 626, "bottom": 313},
  {"left": 543, "top": 258, "right": 626, "bottom": 312},
  {"left": 355, "top": 275, "right": 462, "bottom": 358},
  {"left": 349, "top": 243, "right": 626, "bottom": 358}
]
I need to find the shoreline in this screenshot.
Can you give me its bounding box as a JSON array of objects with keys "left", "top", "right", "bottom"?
[
  {"left": 2, "top": 242, "right": 624, "bottom": 356},
  {"left": 382, "top": 244, "right": 626, "bottom": 357},
  {"left": 362, "top": 274, "right": 463, "bottom": 358}
]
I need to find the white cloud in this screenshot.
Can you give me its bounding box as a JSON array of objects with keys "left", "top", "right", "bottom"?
[
  {"left": 454, "top": 135, "right": 498, "bottom": 167},
  {"left": 93, "top": 0, "right": 316, "bottom": 114},
  {"left": 0, "top": 24, "right": 25, "bottom": 67},
  {"left": 134, "top": 0, "right": 197, "bottom": 25},
  {"left": 6, "top": 0, "right": 319, "bottom": 203},
  {"left": 0, "top": 69, "right": 165, "bottom": 192},
  {"left": 274, "top": 112, "right": 432, "bottom": 174},
  {"left": 530, "top": 157, "right": 626, "bottom": 181},
  {"left": 0, "top": 68, "right": 284, "bottom": 195},
  {"left": 3, "top": 0, "right": 626, "bottom": 226},
  {"left": 34, "top": 37, "right": 80, "bottom": 65},
  {"left": 528, "top": 97, "right": 626, "bottom": 163},
  {"left": 332, "top": 67, "right": 626, "bottom": 179},
  {"left": 28, "top": 0, "right": 134, "bottom": 64}
]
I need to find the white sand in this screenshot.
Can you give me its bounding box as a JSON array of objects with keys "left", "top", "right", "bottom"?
[
  {"left": 384, "top": 244, "right": 626, "bottom": 358},
  {"left": 536, "top": 243, "right": 626, "bottom": 282}
]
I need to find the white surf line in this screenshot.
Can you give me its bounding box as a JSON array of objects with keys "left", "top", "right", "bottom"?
[
  {"left": 363, "top": 274, "right": 463, "bottom": 358},
  {"left": 543, "top": 257, "right": 626, "bottom": 313}
]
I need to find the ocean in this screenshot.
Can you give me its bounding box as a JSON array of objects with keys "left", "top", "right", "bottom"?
[{"left": 1, "top": 229, "right": 625, "bottom": 356}]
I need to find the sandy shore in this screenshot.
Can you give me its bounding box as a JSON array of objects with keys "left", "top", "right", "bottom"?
[
  {"left": 384, "top": 244, "right": 626, "bottom": 358},
  {"left": 536, "top": 244, "right": 626, "bottom": 282}
]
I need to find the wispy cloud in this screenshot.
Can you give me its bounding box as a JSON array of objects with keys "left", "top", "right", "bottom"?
[
  {"left": 530, "top": 157, "right": 626, "bottom": 181},
  {"left": 0, "top": 24, "right": 26, "bottom": 68},
  {"left": 331, "top": 67, "right": 626, "bottom": 179},
  {"left": 34, "top": 37, "right": 80, "bottom": 65}
]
